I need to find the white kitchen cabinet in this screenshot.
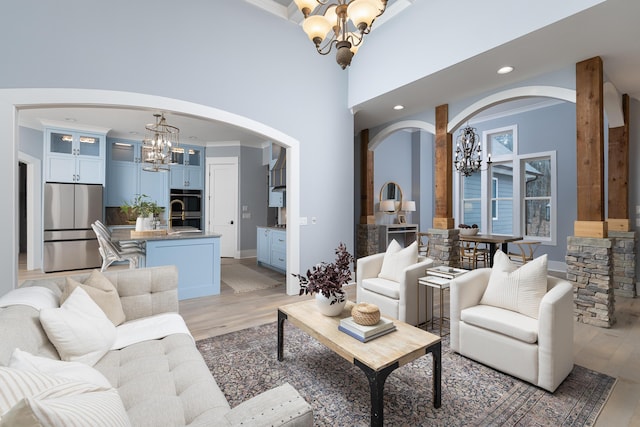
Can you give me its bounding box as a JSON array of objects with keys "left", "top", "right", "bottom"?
[
  {"left": 256, "top": 227, "right": 286, "bottom": 273},
  {"left": 45, "top": 128, "right": 105, "bottom": 184},
  {"left": 105, "top": 139, "right": 168, "bottom": 207}
]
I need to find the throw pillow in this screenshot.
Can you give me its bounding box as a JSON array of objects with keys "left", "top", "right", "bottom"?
[
  {"left": 0, "top": 379, "right": 130, "bottom": 427},
  {"left": 0, "top": 367, "right": 68, "bottom": 415},
  {"left": 40, "top": 287, "right": 116, "bottom": 366},
  {"left": 378, "top": 240, "right": 418, "bottom": 283},
  {"left": 480, "top": 250, "right": 548, "bottom": 319},
  {"left": 9, "top": 348, "right": 112, "bottom": 389},
  {"left": 62, "top": 270, "right": 126, "bottom": 326}
]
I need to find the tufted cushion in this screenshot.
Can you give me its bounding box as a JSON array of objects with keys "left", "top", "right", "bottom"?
[
  {"left": 480, "top": 250, "right": 548, "bottom": 319},
  {"left": 94, "top": 334, "right": 230, "bottom": 426},
  {"left": 461, "top": 305, "right": 539, "bottom": 344}
]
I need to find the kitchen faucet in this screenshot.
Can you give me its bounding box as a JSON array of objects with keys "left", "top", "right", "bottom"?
[{"left": 169, "top": 199, "right": 186, "bottom": 229}]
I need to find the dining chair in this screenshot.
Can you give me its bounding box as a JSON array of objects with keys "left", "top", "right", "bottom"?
[
  {"left": 91, "top": 223, "right": 145, "bottom": 271},
  {"left": 93, "top": 220, "right": 145, "bottom": 251},
  {"left": 417, "top": 232, "right": 430, "bottom": 257},
  {"left": 460, "top": 241, "right": 489, "bottom": 269},
  {"left": 508, "top": 240, "right": 541, "bottom": 264}
]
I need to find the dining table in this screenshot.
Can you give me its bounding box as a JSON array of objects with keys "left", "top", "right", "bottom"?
[{"left": 459, "top": 233, "right": 522, "bottom": 267}]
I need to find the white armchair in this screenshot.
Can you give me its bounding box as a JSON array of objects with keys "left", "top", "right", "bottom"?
[
  {"left": 356, "top": 249, "right": 433, "bottom": 326},
  {"left": 450, "top": 268, "right": 574, "bottom": 392}
]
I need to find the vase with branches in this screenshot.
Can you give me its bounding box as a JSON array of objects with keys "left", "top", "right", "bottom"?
[{"left": 292, "top": 242, "right": 354, "bottom": 315}]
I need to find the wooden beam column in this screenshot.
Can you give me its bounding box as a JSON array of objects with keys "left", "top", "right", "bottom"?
[
  {"left": 607, "top": 94, "right": 630, "bottom": 231},
  {"left": 575, "top": 56, "right": 607, "bottom": 237},
  {"left": 359, "top": 129, "right": 375, "bottom": 224},
  {"left": 433, "top": 104, "right": 454, "bottom": 229}
]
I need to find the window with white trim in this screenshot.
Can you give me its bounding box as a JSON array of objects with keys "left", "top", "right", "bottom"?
[
  {"left": 456, "top": 124, "right": 556, "bottom": 243},
  {"left": 522, "top": 156, "right": 554, "bottom": 240}
]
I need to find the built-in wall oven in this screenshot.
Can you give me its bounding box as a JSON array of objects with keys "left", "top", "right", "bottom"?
[{"left": 170, "top": 189, "right": 202, "bottom": 229}]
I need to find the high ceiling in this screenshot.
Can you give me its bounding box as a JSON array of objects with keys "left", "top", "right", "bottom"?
[{"left": 18, "top": 1, "right": 640, "bottom": 146}]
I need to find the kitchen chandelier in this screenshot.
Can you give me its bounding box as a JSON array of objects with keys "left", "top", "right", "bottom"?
[
  {"left": 453, "top": 125, "right": 491, "bottom": 176},
  {"left": 142, "top": 113, "right": 179, "bottom": 172},
  {"left": 294, "top": 0, "right": 387, "bottom": 69}
]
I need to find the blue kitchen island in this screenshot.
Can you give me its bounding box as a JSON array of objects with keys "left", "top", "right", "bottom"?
[{"left": 112, "top": 228, "right": 221, "bottom": 300}]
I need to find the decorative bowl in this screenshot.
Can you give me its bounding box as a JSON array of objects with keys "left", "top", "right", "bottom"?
[
  {"left": 459, "top": 228, "right": 479, "bottom": 236},
  {"left": 352, "top": 303, "right": 381, "bottom": 326}
]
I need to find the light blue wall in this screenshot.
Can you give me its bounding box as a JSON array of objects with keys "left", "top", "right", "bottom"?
[
  {"left": 374, "top": 131, "right": 412, "bottom": 223},
  {"left": 205, "top": 145, "right": 269, "bottom": 256},
  {"left": 466, "top": 102, "right": 576, "bottom": 265},
  {"left": 2, "top": 0, "right": 354, "bottom": 292},
  {"left": 413, "top": 131, "right": 434, "bottom": 230},
  {"left": 628, "top": 98, "right": 640, "bottom": 280},
  {"left": 18, "top": 127, "right": 43, "bottom": 160},
  {"left": 239, "top": 146, "right": 268, "bottom": 253}
]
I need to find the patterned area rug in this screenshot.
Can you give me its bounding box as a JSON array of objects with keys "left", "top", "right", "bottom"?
[
  {"left": 197, "top": 323, "right": 616, "bottom": 426},
  {"left": 221, "top": 264, "right": 282, "bottom": 293}
]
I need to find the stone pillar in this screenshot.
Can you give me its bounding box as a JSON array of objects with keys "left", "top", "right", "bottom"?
[
  {"left": 566, "top": 236, "right": 615, "bottom": 328},
  {"left": 427, "top": 228, "right": 459, "bottom": 267},
  {"left": 356, "top": 224, "right": 379, "bottom": 259},
  {"left": 609, "top": 230, "right": 637, "bottom": 298}
]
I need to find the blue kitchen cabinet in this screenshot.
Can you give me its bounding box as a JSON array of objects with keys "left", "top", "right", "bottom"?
[
  {"left": 45, "top": 128, "right": 105, "bottom": 184},
  {"left": 257, "top": 227, "right": 270, "bottom": 264},
  {"left": 256, "top": 227, "right": 286, "bottom": 273},
  {"left": 105, "top": 138, "right": 168, "bottom": 207},
  {"left": 169, "top": 145, "right": 203, "bottom": 189}
]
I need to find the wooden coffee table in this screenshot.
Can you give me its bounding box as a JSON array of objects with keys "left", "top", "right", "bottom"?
[{"left": 277, "top": 299, "right": 441, "bottom": 427}]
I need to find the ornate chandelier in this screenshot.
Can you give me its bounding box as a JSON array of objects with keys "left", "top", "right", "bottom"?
[
  {"left": 454, "top": 125, "right": 491, "bottom": 176},
  {"left": 142, "top": 113, "right": 179, "bottom": 172},
  {"left": 294, "top": 0, "right": 387, "bottom": 69}
]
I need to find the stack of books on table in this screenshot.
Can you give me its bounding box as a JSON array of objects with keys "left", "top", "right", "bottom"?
[
  {"left": 338, "top": 317, "right": 396, "bottom": 342},
  {"left": 426, "top": 266, "right": 468, "bottom": 280}
]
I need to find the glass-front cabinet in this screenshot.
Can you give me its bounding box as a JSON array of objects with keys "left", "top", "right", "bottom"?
[
  {"left": 45, "top": 128, "right": 105, "bottom": 184},
  {"left": 169, "top": 145, "right": 203, "bottom": 189},
  {"left": 105, "top": 138, "right": 167, "bottom": 208}
]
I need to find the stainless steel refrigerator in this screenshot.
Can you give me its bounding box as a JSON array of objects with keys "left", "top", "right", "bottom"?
[{"left": 43, "top": 183, "right": 103, "bottom": 272}]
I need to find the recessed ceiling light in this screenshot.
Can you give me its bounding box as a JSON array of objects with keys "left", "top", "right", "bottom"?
[
  {"left": 188, "top": 136, "right": 198, "bottom": 140},
  {"left": 129, "top": 131, "right": 139, "bottom": 135},
  {"left": 393, "top": 105, "right": 404, "bottom": 111},
  {"left": 497, "top": 66, "right": 514, "bottom": 75},
  {"left": 64, "top": 118, "right": 76, "bottom": 122}
]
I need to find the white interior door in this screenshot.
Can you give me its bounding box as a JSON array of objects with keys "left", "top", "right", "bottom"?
[{"left": 207, "top": 158, "right": 238, "bottom": 258}]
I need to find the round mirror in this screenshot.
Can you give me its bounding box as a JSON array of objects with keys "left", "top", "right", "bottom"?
[{"left": 379, "top": 181, "right": 403, "bottom": 214}]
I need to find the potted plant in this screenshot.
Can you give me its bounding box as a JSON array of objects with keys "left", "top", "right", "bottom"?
[
  {"left": 120, "top": 194, "right": 162, "bottom": 231},
  {"left": 292, "top": 242, "right": 354, "bottom": 316}
]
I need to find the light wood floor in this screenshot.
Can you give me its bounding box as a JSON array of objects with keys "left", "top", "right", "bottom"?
[{"left": 17, "top": 256, "right": 639, "bottom": 426}]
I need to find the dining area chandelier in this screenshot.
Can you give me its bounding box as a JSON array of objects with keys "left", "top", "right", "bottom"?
[
  {"left": 454, "top": 125, "right": 491, "bottom": 176},
  {"left": 142, "top": 113, "right": 179, "bottom": 172},
  {"left": 294, "top": 0, "right": 387, "bottom": 69}
]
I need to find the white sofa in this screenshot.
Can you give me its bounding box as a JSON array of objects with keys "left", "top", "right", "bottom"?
[
  {"left": 0, "top": 266, "right": 313, "bottom": 426},
  {"left": 449, "top": 267, "right": 574, "bottom": 392},
  {"left": 356, "top": 245, "right": 433, "bottom": 326}
]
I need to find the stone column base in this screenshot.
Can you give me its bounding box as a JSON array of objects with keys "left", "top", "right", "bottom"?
[
  {"left": 609, "top": 230, "right": 637, "bottom": 298},
  {"left": 427, "top": 228, "right": 460, "bottom": 267},
  {"left": 566, "top": 236, "right": 615, "bottom": 328},
  {"left": 356, "top": 224, "right": 380, "bottom": 259}
]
